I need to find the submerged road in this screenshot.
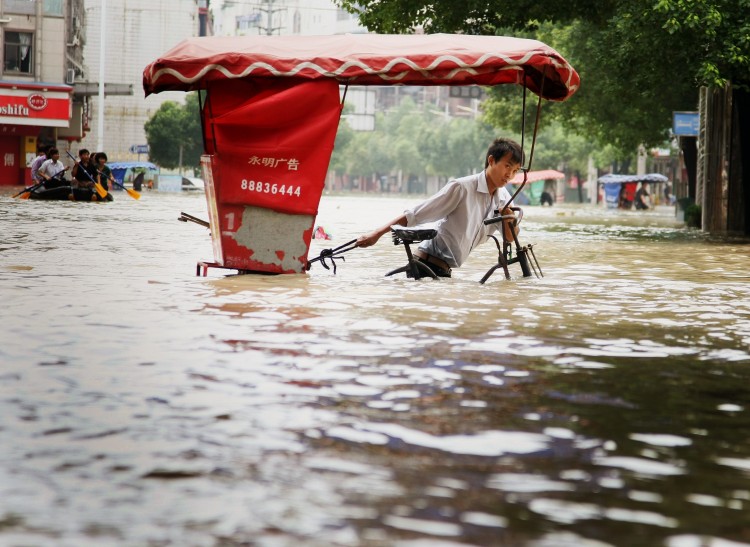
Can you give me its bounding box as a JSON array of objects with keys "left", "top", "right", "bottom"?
[{"left": 1, "top": 190, "right": 750, "bottom": 546}]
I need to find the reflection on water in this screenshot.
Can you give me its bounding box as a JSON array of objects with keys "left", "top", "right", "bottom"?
[{"left": 1, "top": 190, "right": 750, "bottom": 546}]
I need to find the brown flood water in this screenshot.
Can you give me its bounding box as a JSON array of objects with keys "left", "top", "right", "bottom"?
[{"left": 1, "top": 189, "right": 750, "bottom": 546}]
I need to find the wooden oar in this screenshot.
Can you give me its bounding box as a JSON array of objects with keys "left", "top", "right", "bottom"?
[
  {"left": 65, "top": 151, "right": 109, "bottom": 199},
  {"left": 16, "top": 170, "right": 69, "bottom": 199},
  {"left": 13, "top": 180, "right": 46, "bottom": 199},
  {"left": 97, "top": 169, "right": 141, "bottom": 200}
]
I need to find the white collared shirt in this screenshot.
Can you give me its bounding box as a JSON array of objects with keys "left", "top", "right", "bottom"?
[
  {"left": 403, "top": 171, "right": 512, "bottom": 268},
  {"left": 38, "top": 159, "right": 66, "bottom": 179}
]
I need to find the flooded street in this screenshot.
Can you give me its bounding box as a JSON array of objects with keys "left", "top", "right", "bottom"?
[{"left": 2, "top": 189, "right": 750, "bottom": 546}]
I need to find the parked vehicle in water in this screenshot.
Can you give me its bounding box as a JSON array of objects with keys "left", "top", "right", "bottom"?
[{"left": 182, "top": 177, "right": 205, "bottom": 191}]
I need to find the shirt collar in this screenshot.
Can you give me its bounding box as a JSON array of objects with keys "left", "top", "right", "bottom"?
[{"left": 478, "top": 170, "right": 491, "bottom": 195}]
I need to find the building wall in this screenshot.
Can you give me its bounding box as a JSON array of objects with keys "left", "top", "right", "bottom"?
[
  {"left": 1, "top": 1, "right": 66, "bottom": 83},
  {"left": 212, "top": 0, "right": 365, "bottom": 37},
  {"left": 40, "top": 14, "right": 66, "bottom": 82},
  {"left": 0, "top": 1, "right": 74, "bottom": 184},
  {"left": 78, "top": 0, "right": 199, "bottom": 161}
]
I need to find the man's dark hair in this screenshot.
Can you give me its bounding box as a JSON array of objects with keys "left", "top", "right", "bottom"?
[
  {"left": 94, "top": 152, "right": 108, "bottom": 162},
  {"left": 48, "top": 147, "right": 59, "bottom": 157},
  {"left": 79, "top": 149, "right": 89, "bottom": 156},
  {"left": 485, "top": 138, "right": 524, "bottom": 168}
]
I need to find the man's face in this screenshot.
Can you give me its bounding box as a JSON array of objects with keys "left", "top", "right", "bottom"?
[
  {"left": 488, "top": 152, "right": 521, "bottom": 187},
  {"left": 81, "top": 153, "right": 90, "bottom": 162}
]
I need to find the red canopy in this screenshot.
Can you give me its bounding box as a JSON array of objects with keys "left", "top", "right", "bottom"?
[
  {"left": 511, "top": 169, "right": 565, "bottom": 184},
  {"left": 143, "top": 34, "right": 579, "bottom": 101}
]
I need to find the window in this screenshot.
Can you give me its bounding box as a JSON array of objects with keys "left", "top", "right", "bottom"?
[
  {"left": 4, "top": 31, "right": 33, "bottom": 74},
  {"left": 44, "top": 0, "right": 64, "bottom": 16},
  {"left": 236, "top": 13, "right": 261, "bottom": 31},
  {"left": 4, "top": 0, "right": 35, "bottom": 16}
]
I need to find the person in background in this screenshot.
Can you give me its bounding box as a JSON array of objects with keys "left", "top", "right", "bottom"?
[
  {"left": 93, "top": 152, "right": 114, "bottom": 190},
  {"left": 357, "top": 137, "right": 523, "bottom": 278},
  {"left": 635, "top": 182, "right": 651, "bottom": 210},
  {"left": 37, "top": 148, "right": 69, "bottom": 188},
  {"left": 29, "top": 145, "right": 49, "bottom": 184},
  {"left": 664, "top": 182, "right": 675, "bottom": 205},
  {"left": 71, "top": 149, "right": 98, "bottom": 189},
  {"left": 132, "top": 171, "right": 145, "bottom": 191}
]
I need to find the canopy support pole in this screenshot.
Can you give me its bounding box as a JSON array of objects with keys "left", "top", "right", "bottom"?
[
  {"left": 198, "top": 90, "right": 207, "bottom": 153},
  {"left": 508, "top": 66, "right": 548, "bottom": 205}
]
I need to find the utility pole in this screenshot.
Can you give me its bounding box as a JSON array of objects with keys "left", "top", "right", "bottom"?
[
  {"left": 258, "top": 0, "right": 284, "bottom": 35},
  {"left": 97, "top": 0, "right": 106, "bottom": 152}
]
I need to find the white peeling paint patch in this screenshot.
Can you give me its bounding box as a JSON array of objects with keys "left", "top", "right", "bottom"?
[{"left": 230, "top": 205, "right": 313, "bottom": 272}]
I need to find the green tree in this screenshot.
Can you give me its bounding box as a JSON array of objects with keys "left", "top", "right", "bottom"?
[
  {"left": 330, "top": 94, "right": 605, "bottom": 189},
  {"left": 388, "top": 97, "right": 431, "bottom": 179},
  {"left": 329, "top": 103, "right": 356, "bottom": 175},
  {"left": 421, "top": 116, "right": 498, "bottom": 179},
  {"left": 335, "top": 0, "right": 750, "bottom": 157},
  {"left": 341, "top": 118, "right": 394, "bottom": 184},
  {"left": 144, "top": 92, "right": 203, "bottom": 171}
]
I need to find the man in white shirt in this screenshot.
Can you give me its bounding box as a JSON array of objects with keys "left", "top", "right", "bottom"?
[
  {"left": 37, "top": 147, "right": 69, "bottom": 187},
  {"left": 356, "top": 137, "right": 523, "bottom": 278}
]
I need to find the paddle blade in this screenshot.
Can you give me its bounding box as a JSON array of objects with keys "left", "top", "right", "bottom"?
[
  {"left": 125, "top": 187, "right": 141, "bottom": 200},
  {"left": 19, "top": 192, "right": 31, "bottom": 199},
  {"left": 94, "top": 182, "right": 108, "bottom": 199}
]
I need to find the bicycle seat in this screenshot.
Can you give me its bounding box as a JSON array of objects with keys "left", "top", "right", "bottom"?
[{"left": 391, "top": 227, "right": 437, "bottom": 245}]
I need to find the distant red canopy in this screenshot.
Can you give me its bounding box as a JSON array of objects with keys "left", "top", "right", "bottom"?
[
  {"left": 511, "top": 169, "right": 566, "bottom": 184},
  {"left": 143, "top": 33, "right": 579, "bottom": 101}
]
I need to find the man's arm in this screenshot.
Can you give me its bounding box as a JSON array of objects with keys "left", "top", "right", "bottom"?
[
  {"left": 37, "top": 162, "right": 51, "bottom": 181},
  {"left": 356, "top": 214, "right": 407, "bottom": 248},
  {"left": 357, "top": 180, "right": 464, "bottom": 248}
]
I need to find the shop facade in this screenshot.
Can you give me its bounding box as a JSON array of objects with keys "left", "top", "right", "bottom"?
[
  {"left": 0, "top": 81, "right": 73, "bottom": 185},
  {"left": 1, "top": 0, "right": 85, "bottom": 186}
]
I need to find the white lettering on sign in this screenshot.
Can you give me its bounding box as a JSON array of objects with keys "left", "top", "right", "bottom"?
[
  {"left": 4, "top": 153, "right": 14, "bottom": 167},
  {"left": 240, "top": 179, "right": 301, "bottom": 197},
  {"left": 0, "top": 104, "right": 30, "bottom": 116},
  {"left": 247, "top": 155, "right": 301, "bottom": 170}
]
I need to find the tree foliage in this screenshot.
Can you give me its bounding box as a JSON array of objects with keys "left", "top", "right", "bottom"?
[
  {"left": 329, "top": 94, "right": 603, "bottom": 187},
  {"left": 335, "top": 0, "right": 750, "bottom": 157},
  {"left": 144, "top": 92, "right": 203, "bottom": 171}
]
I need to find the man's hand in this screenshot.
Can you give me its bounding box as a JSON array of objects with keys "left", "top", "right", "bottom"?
[
  {"left": 357, "top": 215, "right": 408, "bottom": 248},
  {"left": 356, "top": 230, "right": 383, "bottom": 248}
]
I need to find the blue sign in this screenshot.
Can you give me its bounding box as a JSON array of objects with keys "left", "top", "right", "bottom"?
[
  {"left": 129, "top": 144, "right": 150, "bottom": 154},
  {"left": 673, "top": 112, "right": 699, "bottom": 136}
]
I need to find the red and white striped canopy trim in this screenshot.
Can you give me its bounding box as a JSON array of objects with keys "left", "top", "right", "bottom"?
[{"left": 143, "top": 34, "right": 579, "bottom": 101}]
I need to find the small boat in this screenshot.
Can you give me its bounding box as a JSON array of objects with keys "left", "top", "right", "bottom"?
[
  {"left": 23, "top": 175, "right": 113, "bottom": 202},
  {"left": 27, "top": 184, "right": 113, "bottom": 202}
]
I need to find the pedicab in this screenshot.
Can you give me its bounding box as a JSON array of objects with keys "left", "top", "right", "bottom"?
[
  {"left": 143, "top": 33, "right": 579, "bottom": 279},
  {"left": 599, "top": 173, "right": 669, "bottom": 209}
]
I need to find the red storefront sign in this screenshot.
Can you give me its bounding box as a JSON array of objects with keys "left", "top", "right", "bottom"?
[{"left": 0, "top": 83, "right": 72, "bottom": 128}]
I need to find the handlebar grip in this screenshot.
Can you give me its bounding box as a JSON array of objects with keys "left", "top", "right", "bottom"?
[{"left": 484, "top": 214, "right": 516, "bottom": 225}]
